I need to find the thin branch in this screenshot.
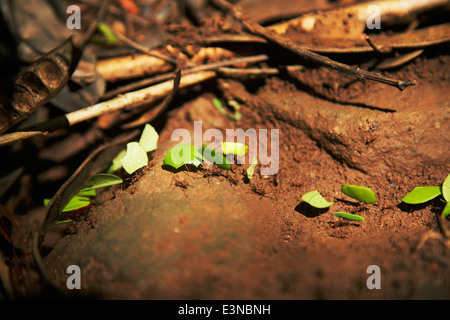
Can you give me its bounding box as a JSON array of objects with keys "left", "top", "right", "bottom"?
[
  {"left": 121, "top": 68, "right": 182, "bottom": 129},
  {"left": 102, "top": 54, "right": 268, "bottom": 99},
  {"left": 217, "top": 66, "right": 279, "bottom": 78},
  {"left": 364, "top": 35, "right": 389, "bottom": 54},
  {"left": 74, "top": 0, "right": 108, "bottom": 48},
  {"left": 0, "top": 71, "right": 217, "bottom": 147},
  {"left": 112, "top": 29, "right": 180, "bottom": 66},
  {"left": 213, "top": 0, "right": 416, "bottom": 91}
]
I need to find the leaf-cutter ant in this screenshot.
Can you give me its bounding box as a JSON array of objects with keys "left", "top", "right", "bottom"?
[
  {"left": 249, "top": 182, "right": 269, "bottom": 199},
  {"left": 172, "top": 177, "right": 190, "bottom": 190}
]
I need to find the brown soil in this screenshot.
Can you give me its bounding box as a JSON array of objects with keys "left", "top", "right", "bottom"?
[
  {"left": 1, "top": 0, "right": 449, "bottom": 300},
  {"left": 44, "top": 51, "right": 450, "bottom": 299}
]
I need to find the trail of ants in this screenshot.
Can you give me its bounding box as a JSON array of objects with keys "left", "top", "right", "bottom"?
[
  {"left": 171, "top": 164, "right": 276, "bottom": 200},
  {"left": 199, "top": 165, "right": 240, "bottom": 186}
]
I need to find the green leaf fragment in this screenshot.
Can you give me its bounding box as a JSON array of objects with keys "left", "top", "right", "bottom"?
[
  {"left": 201, "top": 145, "right": 231, "bottom": 170},
  {"left": 107, "top": 149, "right": 127, "bottom": 173},
  {"left": 341, "top": 185, "right": 376, "bottom": 204},
  {"left": 246, "top": 156, "right": 258, "bottom": 180},
  {"left": 61, "top": 196, "right": 91, "bottom": 213},
  {"left": 401, "top": 186, "right": 442, "bottom": 204},
  {"left": 97, "top": 22, "right": 118, "bottom": 44},
  {"left": 212, "top": 98, "right": 242, "bottom": 121},
  {"left": 236, "top": 112, "right": 242, "bottom": 120},
  {"left": 44, "top": 196, "right": 91, "bottom": 212},
  {"left": 227, "top": 100, "right": 242, "bottom": 121},
  {"left": 442, "top": 173, "right": 450, "bottom": 202},
  {"left": 228, "top": 100, "right": 241, "bottom": 111},
  {"left": 221, "top": 142, "right": 248, "bottom": 157},
  {"left": 80, "top": 173, "right": 123, "bottom": 191},
  {"left": 163, "top": 144, "right": 204, "bottom": 169},
  {"left": 139, "top": 124, "right": 159, "bottom": 152},
  {"left": 107, "top": 124, "right": 159, "bottom": 174},
  {"left": 302, "top": 190, "right": 334, "bottom": 209},
  {"left": 120, "top": 142, "right": 148, "bottom": 174},
  {"left": 77, "top": 188, "right": 97, "bottom": 196},
  {"left": 54, "top": 219, "right": 73, "bottom": 225},
  {"left": 334, "top": 212, "right": 365, "bottom": 221},
  {"left": 442, "top": 201, "right": 450, "bottom": 217},
  {"left": 212, "top": 98, "right": 225, "bottom": 111}
]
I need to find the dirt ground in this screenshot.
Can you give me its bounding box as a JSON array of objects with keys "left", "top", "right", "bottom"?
[
  {"left": 43, "top": 51, "right": 450, "bottom": 299},
  {"left": 0, "top": 0, "right": 449, "bottom": 300}
]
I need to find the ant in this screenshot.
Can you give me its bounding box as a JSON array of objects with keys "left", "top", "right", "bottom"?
[
  {"left": 172, "top": 177, "right": 190, "bottom": 191},
  {"left": 272, "top": 169, "right": 281, "bottom": 187},
  {"left": 201, "top": 166, "right": 224, "bottom": 179},
  {"left": 249, "top": 182, "right": 269, "bottom": 199},
  {"left": 199, "top": 166, "right": 241, "bottom": 186},
  {"left": 225, "top": 174, "right": 239, "bottom": 186}
]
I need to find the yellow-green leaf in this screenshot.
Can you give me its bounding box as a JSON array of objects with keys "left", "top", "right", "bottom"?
[
  {"left": 221, "top": 142, "right": 248, "bottom": 157},
  {"left": 341, "top": 185, "right": 376, "bottom": 204},
  {"left": 81, "top": 173, "right": 123, "bottom": 191},
  {"left": 120, "top": 142, "right": 148, "bottom": 174},
  {"left": 442, "top": 201, "right": 450, "bottom": 217},
  {"left": 163, "top": 144, "right": 204, "bottom": 169},
  {"left": 44, "top": 196, "right": 90, "bottom": 212},
  {"left": 107, "top": 149, "right": 127, "bottom": 173},
  {"left": 334, "top": 212, "right": 364, "bottom": 221},
  {"left": 201, "top": 145, "right": 230, "bottom": 170},
  {"left": 442, "top": 173, "right": 450, "bottom": 203},
  {"left": 246, "top": 156, "right": 258, "bottom": 180},
  {"left": 302, "top": 190, "right": 334, "bottom": 208},
  {"left": 402, "top": 186, "right": 441, "bottom": 204},
  {"left": 139, "top": 124, "right": 159, "bottom": 152}
]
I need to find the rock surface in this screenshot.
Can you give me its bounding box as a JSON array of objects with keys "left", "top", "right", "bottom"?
[{"left": 44, "top": 141, "right": 273, "bottom": 298}]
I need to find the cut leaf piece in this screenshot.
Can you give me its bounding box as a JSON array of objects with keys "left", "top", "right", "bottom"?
[
  {"left": 442, "top": 173, "right": 450, "bottom": 202},
  {"left": 221, "top": 142, "right": 248, "bottom": 157},
  {"left": 97, "top": 22, "right": 119, "bottom": 44},
  {"left": 228, "top": 100, "right": 241, "bottom": 111},
  {"left": 200, "top": 145, "right": 231, "bottom": 170},
  {"left": 77, "top": 188, "right": 97, "bottom": 196},
  {"left": 341, "top": 185, "right": 376, "bottom": 204},
  {"left": 212, "top": 98, "right": 241, "bottom": 121},
  {"left": 107, "top": 149, "right": 127, "bottom": 173},
  {"left": 442, "top": 201, "right": 450, "bottom": 217},
  {"left": 302, "top": 190, "right": 334, "bottom": 209},
  {"left": 163, "top": 144, "right": 204, "bottom": 169},
  {"left": 212, "top": 98, "right": 225, "bottom": 112},
  {"left": 334, "top": 212, "right": 365, "bottom": 221},
  {"left": 120, "top": 142, "right": 148, "bottom": 174},
  {"left": 246, "top": 156, "right": 258, "bottom": 180},
  {"left": 44, "top": 196, "right": 91, "bottom": 212},
  {"left": 81, "top": 173, "right": 123, "bottom": 191},
  {"left": 401, "top": 186, "right": 442, "bottom": 204},
  {"left": 139, "top": 124, "right": 159, "bottom": 152},
  {"left": 61, "top": 196, "right": 91, "bottom": 213},
  {"left": 54, "top": 219, "right": 73, "bottom": 225}
]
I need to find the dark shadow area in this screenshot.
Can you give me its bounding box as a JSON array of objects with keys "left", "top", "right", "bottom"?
[
  {"left": 294, "top": 202, "right": 330, "bottom": 218},
  {"left": 328, "top": 220, "right": 362, "bottom": 231},
  {"left": 161, "top": 163, "right": 201, "bottom": 174},
  {"left": 334, "top": 197, "right": 361, "bottom": 207},
  {"left": 397, "top": 196, "right": 447, "bottom": 214},
  {"left": 278, "top": 67, "right": 397, "bottom": 113}
]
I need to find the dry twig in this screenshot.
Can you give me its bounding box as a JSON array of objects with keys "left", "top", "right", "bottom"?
[
  {"left": 112, "top": 29, "right": 180, "bottom": 66},
  {"left": 121, "top": 68, "right": 181, "bottom": 129},
  {"left": 102, "top": 54, "right": 268, "bottom": 99},
  {"left": 0, "top": 71, "right": 216, "bottom": 147},
  {"left": 213, "top": 0, "right": 417, "bottom": 91}
]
